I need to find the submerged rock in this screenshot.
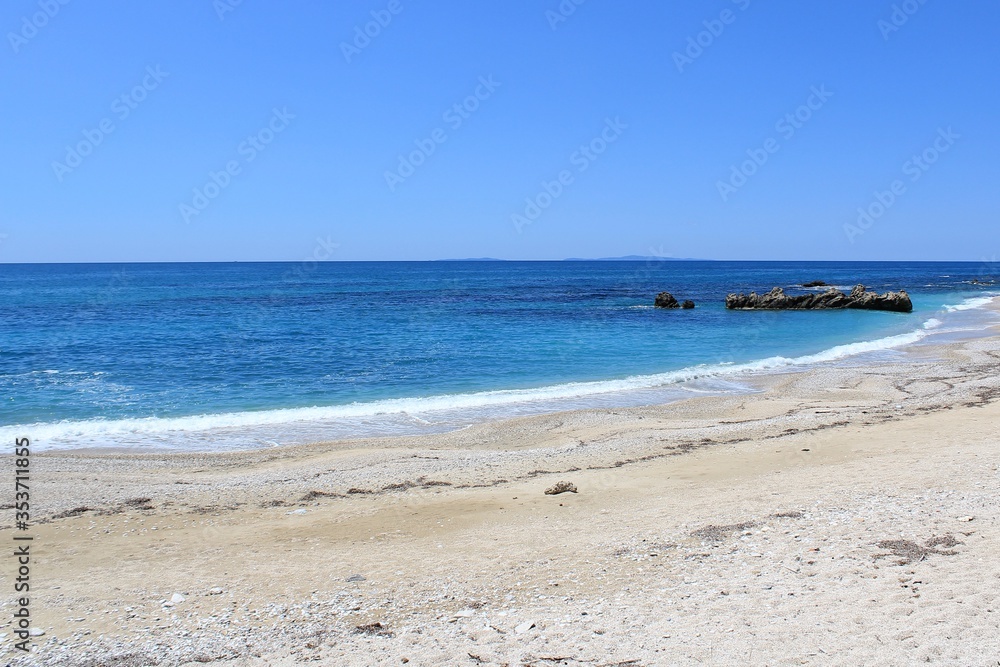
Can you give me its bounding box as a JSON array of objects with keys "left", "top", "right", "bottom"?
[
  {"left": 802, "top": 280, "right": 828, "bottom": 287},
  {"left": 681, "top": 300, "right": 695, "bottom": 309},
  {"left": 725, "top": 284, "right": 912, "bottom": 313}
]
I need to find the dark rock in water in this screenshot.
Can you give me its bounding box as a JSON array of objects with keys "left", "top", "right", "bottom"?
[
  {"left": 654, "top": 292, "right": 680, "bottom": 308},
  {"left": 681, "top": 300, "right": 695, "bottom": 309},
  {"left": 802, "top": 280, "right": 828, "bottom": 287},
  {"left": 725, "top": 284, "right": 912, "bottom": 313}
]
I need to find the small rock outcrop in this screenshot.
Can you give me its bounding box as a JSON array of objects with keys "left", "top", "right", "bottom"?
[
  {"left": 654, "top": 292, "right": 679, "bottom": 308},
  {"left": 725, "top": 285, "right": 912, "bottom": 313},
  {"left": 544, "top": 481, "right": 578, "bottom": 495},
  {"left": 802, "top": 280, "right": 828, "bottom": 287},
  {"left": 655, "top": 292, "right": 696, "bottom": 309}
]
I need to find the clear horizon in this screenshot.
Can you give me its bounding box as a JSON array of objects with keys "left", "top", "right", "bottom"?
[{"left": 2, "top": 1, "right": 998, "bottom": 263}]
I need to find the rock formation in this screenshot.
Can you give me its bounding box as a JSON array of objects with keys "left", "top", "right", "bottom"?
[
  {"left": 655, "top": 292, "right": 696, "bottom": 309},
  {"left": 725, "top": 285, "right": 912, "bottom": 313},
  {"left": 654, "top": 292, "right": 679, "bottom": 308}
]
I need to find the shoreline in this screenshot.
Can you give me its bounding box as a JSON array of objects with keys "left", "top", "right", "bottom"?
[
  {"left": 2, "top": 304, "right": 1000, "bottom": 664},
  {"left": 9, "top": 294, "right": 999, "bottom": 455}
]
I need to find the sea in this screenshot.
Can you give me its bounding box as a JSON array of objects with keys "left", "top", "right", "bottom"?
[{"left": 1, "top": 261, "right": 997, "bottom": 451}]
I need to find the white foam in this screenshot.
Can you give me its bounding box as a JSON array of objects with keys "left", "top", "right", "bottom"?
[
  {"left": 944, "top": 295, "right": 996, "bottom": 312},
  {"left": 0, "top": 316, "right": 954, "bottom": 449}
]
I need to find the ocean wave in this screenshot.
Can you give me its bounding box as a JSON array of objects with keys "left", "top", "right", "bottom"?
[
  {"left": 0, "top": 314, "right": 960, "bottom": 449},
  {"left": 944, "top": 295, "right": 997, "bottom": 312}
]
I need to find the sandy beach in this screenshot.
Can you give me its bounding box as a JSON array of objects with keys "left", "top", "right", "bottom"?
[{"left": 3, "top": 310, "right": 1000, "bottom": 666}]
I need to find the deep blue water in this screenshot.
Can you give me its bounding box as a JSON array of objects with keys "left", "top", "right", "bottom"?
[{"left": 0, "top": 261, "right": 996, "bottom": 450}]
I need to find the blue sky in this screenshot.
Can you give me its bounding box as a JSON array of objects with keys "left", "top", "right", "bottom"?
[{"left": 1, "top": 0, "right": 998, "bottom": 262}]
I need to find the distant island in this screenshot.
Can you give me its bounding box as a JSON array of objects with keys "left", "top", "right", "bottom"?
[
  {"left": 562, "top": 255, "right": 710, "bottom": 262},
  {"left": 433, "top": 256, "right": 710, "bottom": 262}
]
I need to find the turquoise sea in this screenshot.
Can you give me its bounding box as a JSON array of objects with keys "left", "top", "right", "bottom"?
[{"left": 0, "top": 261, "right": 996, "bottom": 451}]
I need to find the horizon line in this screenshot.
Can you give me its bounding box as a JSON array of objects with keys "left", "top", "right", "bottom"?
[{"left": 0, "top": 258, "right": 994, "bottom": 265}]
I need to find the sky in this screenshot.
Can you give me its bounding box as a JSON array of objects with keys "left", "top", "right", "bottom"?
[{"left": 1, "top": 0, "right": 998, "bottom": 262}]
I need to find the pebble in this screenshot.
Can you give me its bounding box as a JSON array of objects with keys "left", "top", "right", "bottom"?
[
  {"left": 171, "top": 593, "right": 185, "bottom": 604},
  {"left": 958, "top": 516, "right": 975, "bottom": 522},
  {"left": 29, "top": 628, "right": 45, "bottom": 637},
  {"left": 287, "top": 509, "right": 307, "bottom": 515},
  {"left": 346, "top": 574, "right": 366, "bottom": 582},
  {"left": 208, "top": 587, "right": 224, "bottom": 595},
  {"left": 545, "top": 481, "right": 577, "bottom": 496},
  {"left": 515, "top": 620, "right": 536, "bottom": 634}
]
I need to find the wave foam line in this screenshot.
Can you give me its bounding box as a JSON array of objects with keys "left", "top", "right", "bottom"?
[
  {"left": 0, "top": 317, "right": 949, "bottom": 444},
  {"left": 944, "top": 295, "right": 997, "bottom": 312}
]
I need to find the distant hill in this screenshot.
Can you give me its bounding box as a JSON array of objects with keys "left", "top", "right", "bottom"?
[
  {"left": 562, "top": 255, "right": 710, "bottom": 261},
  {"left": 432, "top": 256, "right": 711, "bottom": 262}
]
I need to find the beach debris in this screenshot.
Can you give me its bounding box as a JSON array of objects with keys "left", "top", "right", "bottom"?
[
  {"left": 299, "top": 490, "right": 344, "bottom": 502},
  {"left": 691, "top": 521, "right": 757, "bottom": 542},
  {"left": 354, "top": 622, "right": 393, "bottom": 637},
  {"left": 725, "top": 284, "right": 912, "bottom": 313},
  {"left": 544, "top": 481, "right": 578, "bottom": 495},
  {"left": 52, "top": 506, "right": 95, "bottom": 519},
  {"left": 346, "top": 574, "right": 366, "bottom": 582},
  {"left": 123, "top": 497, "right": 155, "bottom": 510},
  {"left": 515, "top": 620, "right": 537, "bottom": 634},
  {"left": 874, "top": 535, "right": 961, "bottom": 565}
]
